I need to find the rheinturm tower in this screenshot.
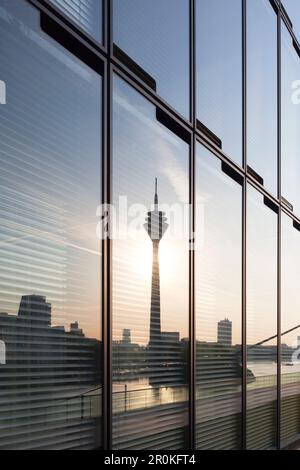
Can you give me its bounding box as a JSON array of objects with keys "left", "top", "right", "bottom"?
[{"left": 144, "top": 178, "right": 168, "bottom": 350}]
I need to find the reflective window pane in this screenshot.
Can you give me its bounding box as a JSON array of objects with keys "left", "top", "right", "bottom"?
[
  {"left": 113, "top": 0, "right": 190, "bottom": 119},
  {"left": 282, "top": 0, "right": 300, "bottom": 43},
  {"left": 48, "top": 0, "right": 102, "bottom": 42},
  {"left": 246, "top": 186, "right": 277, "bottom": 450},
  {"left": 281, "top": 22, "right": 300, "bottom": 215},
  {"left": 0, "top": 0, "right": 102, "bottom": 449},
  {"left": 112, "top": 76, "right": 189, "bottom": 449},
  {"left": 281, "top": 214, "right": 300, "bottom": 447},
  {"left": 196, "top": 144, "right": 242, "bottom": 450},
  {"left": 247, "top": 0, "right": 278, "bottom": 195},
  {"left": 196, "top": 0, "right": 243, "bottom": 165}
]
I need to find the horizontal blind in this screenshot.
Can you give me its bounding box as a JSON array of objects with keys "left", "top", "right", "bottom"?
[
  {"left": 112, "top": 76, "right": 189, "bottom": 450},
  {"left": 246, "top": 187, "right": 277, "bottom": 450},
  {"left": 0, "top": 1, "right": 101, "bottom": 449},
  {"left": 281, "top": 215, "right": 300, "bottom": 448},
  {"left": 195, "top": 145, "right": 242, "bottom": 450},
  {"left": 48, "top": 0, "right": 102, "bottom": 41}
]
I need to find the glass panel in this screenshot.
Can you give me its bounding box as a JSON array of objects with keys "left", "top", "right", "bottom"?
[
  {"left": 282, "top": 0, "right": 300, "bottom": 43},
  {"left": 281, "top": 214, "right": 300, "bottom": 447},
  {"left": 195, "top": 144, "right": 242, "bottom": 450},
  {"left": 247, "top": 0, "right": 278, "bottom": 195},
  {"left": 113, "top": 0, "right": 190, "bottom": 119},
  {"left": 48, "top": 0, "right": 102, "bottom": 42},
  {"left": 281, "top": 22, "right": 300, "bottom": 215},
  {"left": 112, "top": 76, "right": 189, "bottom": 449},
  {"left": 196, "top": 0, "right": 243, "bottom": 165},
  {"left": 0, "top": 0, "right": 102, "bottom": 449},
  {"left": 246, "top": 186, "right": 277, "bottom": 450}
]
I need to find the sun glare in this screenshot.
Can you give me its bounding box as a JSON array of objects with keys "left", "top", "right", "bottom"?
[{"left": 132, "top": 239, "right": 180, "bottom": 283}]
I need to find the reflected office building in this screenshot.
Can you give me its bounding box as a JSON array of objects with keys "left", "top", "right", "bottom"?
[
  {"left": 2, "top": 0, "right": 300, "bottom": 452},
  {"left": 0, "top": 295, "right": 101, "bottom": 449}
]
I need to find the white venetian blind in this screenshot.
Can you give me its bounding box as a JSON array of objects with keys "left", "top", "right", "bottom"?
[
  {"left": 112, "top": 76, "right": 190, "bottom": 450},
  {"left": 48, "top": 0, "right": 102, "bottom": 41},
  {"left": 0, "top": 1, "right": 102, "bottom": 449},
  {"left": 195, "top": 145, "right": 243, "bottom": 450}
]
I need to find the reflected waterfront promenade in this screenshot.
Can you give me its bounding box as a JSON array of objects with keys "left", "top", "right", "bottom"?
[{"left": 112, "top": 312, "right": 300, "bottom": 425}]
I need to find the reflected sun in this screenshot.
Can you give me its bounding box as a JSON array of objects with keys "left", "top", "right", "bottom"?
[{"left": 132, "top": 240, "right": 176, "bottom": 282}]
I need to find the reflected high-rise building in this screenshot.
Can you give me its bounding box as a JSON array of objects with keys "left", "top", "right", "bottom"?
[
  {"left": 18, "top": 294, "right": 51, "bottom": 328},
  {"left": 0, "top": 294, "right": 101, "bottom": 449},
  {"left": 122, "top": 328, "right": 131, "bottom": 344},
  {"left": 217, "top": 318, "right": 232, "bottom": 347},
  {"left": 144, "top": 178, "right": 168, "bottom": 349}
]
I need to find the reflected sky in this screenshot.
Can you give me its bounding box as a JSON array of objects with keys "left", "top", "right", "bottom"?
[
  {"left": 48, "top": 0, "right": 102, "bottom": 42},
  {"left": 0, "top": 0, "right": 102, "bottom": 450},
  {"left": 195, "top": 144, "right": 242, "bottom": 450},
  {"left": 281, "top": 214, "right": 300, "bottom": 348},
  {"left": 0, "top": 0, "right": 101, "bottom": 339},
  {"left": 247, "top": 0, "right": 277, "bottom": 195},
  {"left": 246, "top": 185, "right": 277, "bottom": 450},
  {"left": 196, "top": 144, "right": 242, "bottom": 346},
  {"left": 281, "top": 21, "right": 300, "bottom": 216},
  {"left": 113, "top": 0, "right": 190, "bottom": 118},
  {"left": 282, "top": 0, "right": 300, "bottom": 42},
  {"left": 112, "top": 75, "right": 189, "bottom": 345},
  {"left": 196, "top": 0, "right": 242, "bottom": 165},
  {"left": 247, "top": 186, "right": 277, "bottom": 346},
  {"left": 112, "top": 74, "right": 190, "bottom": 450}
]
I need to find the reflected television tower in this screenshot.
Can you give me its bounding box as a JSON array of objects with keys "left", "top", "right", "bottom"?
[{"left": 144, "top": 178, "right": 168, "bottom": 349}]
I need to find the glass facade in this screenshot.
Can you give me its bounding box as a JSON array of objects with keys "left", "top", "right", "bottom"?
[
  {"left": 48, "top": 0, "right": 103, "bottom": 42},
  {"left": 246, "top": 186, "right": 278, "bottom": 450},
  {"left": 112, "top": 76, "right": 189, "bottom": 449},
  {"left": 247, "top": 0, "right": 278, "bottom": 195},
  {"left": 0, "top": 0, "right": 300, "bottom": 451},
  {"left": 282, "top": 0, "right": 300, "bottom": 43},
  {"left": 0, "top": 0, "right": 102, "bottom": 449},
  {"left": 196, "top": 144, "right": 242, "bottom": 450},
  {"left": 281, "top": 21, "right": 300, "bottom": 216},
  {"left": 113, "top": 0, "right": 190, "bottom": 118},
  {"left": 196, "top": 0, "right": 243, "bottom": 164},
  {"left": 281, "top": 214, "right": 300, "bottom": 448}
]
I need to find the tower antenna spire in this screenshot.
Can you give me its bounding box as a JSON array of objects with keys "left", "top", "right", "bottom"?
[{"left": 154, "top": 177, "right": 158, "bottom": 209}]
